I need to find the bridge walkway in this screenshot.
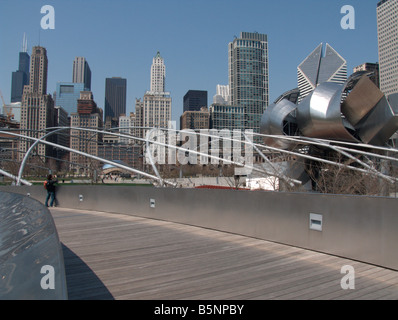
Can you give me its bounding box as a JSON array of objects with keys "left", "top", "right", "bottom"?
[{"left": 50, "top": 207, "right": 398, "bottom": 300}]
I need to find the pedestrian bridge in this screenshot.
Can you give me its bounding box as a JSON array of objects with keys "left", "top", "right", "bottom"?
[
  {"left": 52, "top": 207, "right": 398, "bottom": 300},
  {"left": 1, "top": 186, "right": 398, "bottom": 300}
]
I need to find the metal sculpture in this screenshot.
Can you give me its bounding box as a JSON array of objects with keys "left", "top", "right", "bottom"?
[{"left": 261, "top": 75, "right": 398, "bottom": 148}]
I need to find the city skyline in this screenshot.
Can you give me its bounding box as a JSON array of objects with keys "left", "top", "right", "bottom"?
[{"left": 0, "top": 1, "right": 381, "bottom": 123}]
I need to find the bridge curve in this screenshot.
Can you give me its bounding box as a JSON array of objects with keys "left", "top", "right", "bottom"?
[{"left": 51, "top": 207, "right": 398, "bottom": 300}]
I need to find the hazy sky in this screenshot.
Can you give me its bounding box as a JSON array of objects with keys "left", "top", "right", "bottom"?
[{"left": 0, "top": 0, "right": 380, "bottom": 122}]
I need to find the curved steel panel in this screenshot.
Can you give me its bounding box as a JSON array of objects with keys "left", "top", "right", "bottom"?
[
  {"left": 0, "top": 192, "right": 67, "bottom": 300},
  {"left": 296, "top": 82, "right": 358, "bottom": 142},
  {"left": 260, "top": 100, "right": 298, "bottom": 149},
  {"left": 341, "top": 75, "right": 385, "bottom": 126},
  {"left": 355, "top": 95, "right": 398, "bottom": 146}
]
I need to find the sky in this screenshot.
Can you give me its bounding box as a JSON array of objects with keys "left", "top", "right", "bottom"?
[{"left": 0, "top": 0, "right": 380, "bottom": 123}]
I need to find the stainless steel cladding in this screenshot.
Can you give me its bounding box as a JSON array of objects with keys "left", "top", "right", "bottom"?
[{"left": 260, "top": 75, "right": 398, "bottom": 148}]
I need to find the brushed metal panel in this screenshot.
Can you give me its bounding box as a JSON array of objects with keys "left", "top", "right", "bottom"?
[
  {"left": 297, "top": 82, "right": 358, "bottom": 141},
  {"left": 341, "top": 76, "right": 384, "bottom": 126},
  {"left": 355, "top": 96, "right": 398, "bottom": 145},
  {"left": 0, "top": 191, "right": 67, "bottom": 300},
  {"left": 260, "top": 100, "right": 297, "bottom": 149}
]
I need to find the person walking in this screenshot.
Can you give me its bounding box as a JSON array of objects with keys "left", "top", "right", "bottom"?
[{"left": 44, "top": 174, "right": 58, "bottom": 207}]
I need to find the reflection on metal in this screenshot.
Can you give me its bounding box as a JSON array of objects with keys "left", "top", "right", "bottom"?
[
  {"left": 341, "top": 76, "right": 384, "bottom": 126},
  {"left": 260, "top": 100, "right": 297, "bottom": 149},
  {"left": 261, "top": 75, "right": 398, "bottom": 148},
  {"left": 297, "top": 82, "right": 358, "bottom": 142},
  {"left": 0, "top": 191, "right": 67, "bottom": 299}
]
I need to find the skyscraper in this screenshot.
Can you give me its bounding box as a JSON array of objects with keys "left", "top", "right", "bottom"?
[
  {"left": 297, "top": 43, "right": 347, "bottom": 103},
  {"left": 377, "top": 0, "right": 398, "bottom": 97},
  {"left": 150, "top": 51, "right": 166, "bottom": 94},
  {"left": 228, "top": 32, "right": 269, "bottom": 134},
  {"left": 104, "top": 77, "right": 127, "bottom": 121},
  {"left": 11, "top": 53, "right": 30, "bottom": 103},
  {"left": 183, "top": 90, "right": 208, "bottom": 112},
  {"left": 72, "top": 57, "right": 92, "bottom": 90},
  {"left": 70, "top": 91, "right": 103, "bottom": 174},
  {"left": 55, "top": 82, "right": 86, "bottom": 115},
  {"left": 19, "top": 46, "right": 55, "bottom": 161},
  {"left": 11, "top": 35, "right": 30, "bottom": 102},
  {"left": 136, "top": 52, "right": 171, "bottom": 138}
]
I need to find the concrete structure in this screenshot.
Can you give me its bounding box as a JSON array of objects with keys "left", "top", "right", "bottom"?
[{"left": 377, "top": 0, "right": 398, "bottom": 97}]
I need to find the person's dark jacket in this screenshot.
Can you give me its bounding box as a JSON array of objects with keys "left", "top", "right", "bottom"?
[{"left": 46, "top": 178, "right": 58, "bottom": 192}]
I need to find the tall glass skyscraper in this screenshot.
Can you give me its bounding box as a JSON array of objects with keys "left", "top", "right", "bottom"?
[
  {"left": 104, "top": 77, "right": 127, "bottom": 121},
  {"left": 183, "top": 90, "right": 208, "bottom": 112},
  {"left": 377, "top": 0, "right": 398, "bottom": 97},
  {"left": 55, "top": 82, "right": 86, "bottom": 115},
  {"left": 11, "top": 51, "right": 30, "bottom": 102},
  {"left": 228, "top": 32, "right": 269, "bottom": 135}
]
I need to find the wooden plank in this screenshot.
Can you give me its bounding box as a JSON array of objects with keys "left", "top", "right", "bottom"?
[{"left": 50, "top": 207, "right": 398, "bottom": 300}]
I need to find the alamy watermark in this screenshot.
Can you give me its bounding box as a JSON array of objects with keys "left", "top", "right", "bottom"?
[
  {"left": 40, "top": 265, "right": 55, "bottom": 290},
  {"left": 340, "top": 265, "right": 355, "bottom": 290},
  {"left": 40, "top": 5, "right": 55, "bottom": 30},
  {"left": 145, "top": 123, "right": 254, "bottom": 175},
  {"left": 341, "top": 5, "right": 355, "bottom": 30}
]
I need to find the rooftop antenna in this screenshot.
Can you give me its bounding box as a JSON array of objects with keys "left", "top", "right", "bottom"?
[{"left": 22, "top": 33, "right": 28, "bottom": 52}]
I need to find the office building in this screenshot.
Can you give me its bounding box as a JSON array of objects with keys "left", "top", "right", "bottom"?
[
  {"left": 19, "top": 46, "right": 55, "bottom": 162},
  {"left": 297, "top": 43, "right": 347, "bottom": 103},
  {"left": 150, "top": 51, "right": 166, "bottom": 94},
  {"left": 11, "top": 52, "right": 30, "bottom": 103},
  {"left": 72, "top": 57, "right": 91, "bottom": 90},
  {"left": 53, "top": 106, "right": 69, "bottom": 160},
  {"left": 136, "top": 52, "right": 172, "bottom": 138},
  {"left": 180, "top": 107, "right": 210, "bottom": 130},
  {"left": 183, "top": 90, "right": 208, "bottom": 112},
  {"left": 377, "top": 0, "right": 398, "bottom": 97},
  {"left": 213, "top": 85, "right": 230, "bottom": 104},
  {"left": 104, "top": 77, "right": 127, "bottom": 122},
  {"left": 209, "top": 104, "right": 245, "bottom": 131},
  {"left": 11, "top": 35, "right": 30, "bottom": 103},
  {"left": 70, "top": 91, "right": 103, "bottom": 173},
  {"left": 353, "top": 63, "right": 380, "bottom": 88},
  {"left": 228, "top": 32, "right": 269, "bottom": 135},
  {"left": 55, "top": 82, "right": 86, "bottom": 115},
  {"left": 119, "top": 112, "right": 136, "bottom": 144}
]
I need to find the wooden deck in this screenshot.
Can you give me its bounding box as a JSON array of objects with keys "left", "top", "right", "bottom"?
[{"left": 50, "top": 207, "right": 398, "bottom": 300}]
